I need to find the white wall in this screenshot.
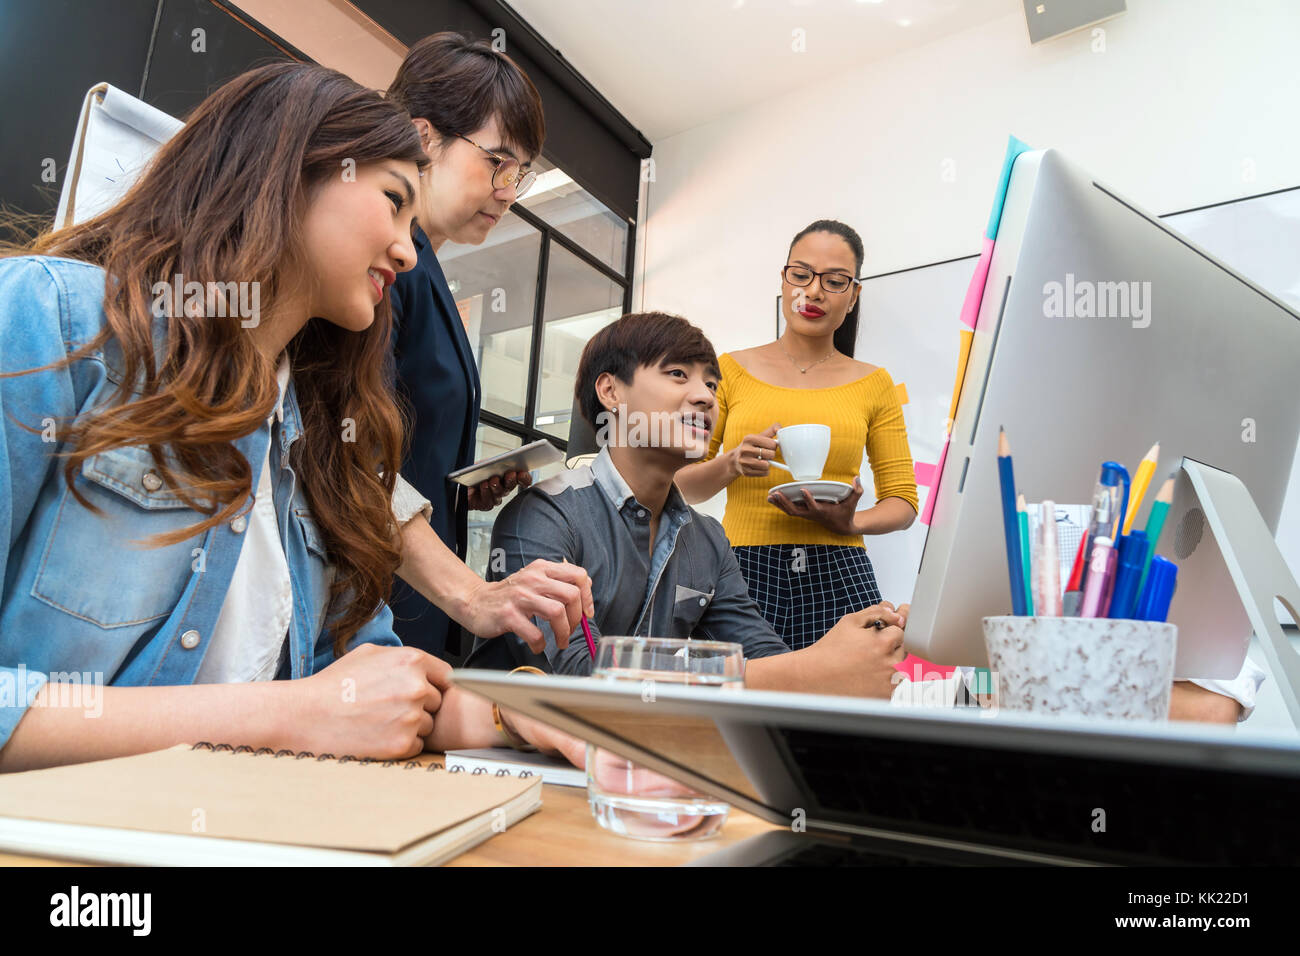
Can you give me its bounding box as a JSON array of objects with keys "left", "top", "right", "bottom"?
[
  {"left": 639, "top": 0, "right": 1300, "bottom": 360},
  {"left": 635, "top": 0, "right": 1300, "bottom": 728}
]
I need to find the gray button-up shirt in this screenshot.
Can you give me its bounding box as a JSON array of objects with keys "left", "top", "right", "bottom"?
[{"left": 466, "top": 447, "right": 791, "bottom": 675}]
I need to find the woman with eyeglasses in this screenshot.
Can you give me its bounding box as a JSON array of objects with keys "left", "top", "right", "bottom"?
[
  {"left": 676, "top": 220, "right": 919, "bottom": 651},
  {"left": 383, "top": 33, "right": 594, "bottom": 663}
]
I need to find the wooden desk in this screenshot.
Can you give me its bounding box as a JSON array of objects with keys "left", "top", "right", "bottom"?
[{"left": 0, "top": 754, "right": 779, "bottom": 867}]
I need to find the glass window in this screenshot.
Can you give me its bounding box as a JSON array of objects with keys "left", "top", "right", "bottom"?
[
  {"left": 533, "top": 243, "right": 625, "bottom": 443},
  {"left": 519, "top": 155, "right": 629, "bottom": 273},
  {"left": 464, "top": 424, "right": 520, "bottom": 580},
  {"left": 464, "top": 424, "right": 568, "bottom": 579},
  {"left": 438, "top": 211, "right": 542, "bottom": 424}
]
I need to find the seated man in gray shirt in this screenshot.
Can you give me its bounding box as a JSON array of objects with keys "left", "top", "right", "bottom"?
[{"left": 466, "top": 312, "right": 908, "bottom": 698}]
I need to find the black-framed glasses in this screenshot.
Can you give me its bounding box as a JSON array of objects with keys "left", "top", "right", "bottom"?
[
  {"left": 782, "top": 265, "right": 859, "bottom": 294},
  {"left": 455, "top": 133, "right": 539, "bottom": 198}
]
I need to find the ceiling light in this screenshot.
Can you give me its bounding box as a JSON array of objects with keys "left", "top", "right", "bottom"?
[{"left": 521, "top": 168, "right": 574, "bottom": 202}]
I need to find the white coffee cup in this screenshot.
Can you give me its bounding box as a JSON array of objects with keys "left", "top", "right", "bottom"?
[{"left": 769, "top": 424, "right": 831, "bottom": 482}]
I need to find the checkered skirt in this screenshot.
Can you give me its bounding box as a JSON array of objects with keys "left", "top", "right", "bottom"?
[{"left": 733, "top": 544, "right": 883, "bottom": 651}]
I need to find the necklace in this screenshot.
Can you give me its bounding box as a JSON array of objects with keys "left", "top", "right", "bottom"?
[{"left": 777, "top": 336, "right": 835, "bottom": 374}]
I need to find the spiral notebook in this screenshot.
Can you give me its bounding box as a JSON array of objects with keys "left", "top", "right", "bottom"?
[
  {"left": 0, "top": 743, "right": 542, "bottom": 866},
  {"left": 444, "top": 748, "right": 587, "bottom": 787}
]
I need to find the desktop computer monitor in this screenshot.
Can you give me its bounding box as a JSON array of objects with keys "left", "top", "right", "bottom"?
[{"left": 906, "top": 149, "right": 1300, "bottom": 679}]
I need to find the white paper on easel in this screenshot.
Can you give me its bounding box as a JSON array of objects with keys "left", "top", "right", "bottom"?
[{"left": 55, "top": 83, "right": 183, "bottom": 229}]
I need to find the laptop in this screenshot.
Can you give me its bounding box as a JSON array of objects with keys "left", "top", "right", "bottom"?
[{"left": 452, "top": 671, "right": 1300, "bottom": 866}]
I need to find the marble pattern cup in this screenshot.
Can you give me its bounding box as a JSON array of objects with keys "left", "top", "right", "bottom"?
[{"left": 982, "top": 616, "right": 1178, "bottom": 721}]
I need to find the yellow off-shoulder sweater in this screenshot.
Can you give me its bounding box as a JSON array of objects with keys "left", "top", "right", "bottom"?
[{"left": 703, "top": 352, "right": 919, "bottom": 548}]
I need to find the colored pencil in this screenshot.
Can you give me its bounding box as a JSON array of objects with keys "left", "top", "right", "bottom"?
[
  {"left": 1122, "top": 441, "right": 1159, "bottom": 535},
  {"left": 1137, "top": 473, "right": 1176, "bottom": 597},
  {"left": 1018, "top": 493, "right": 1034, "bottom": 616},
  {"left": 998, "top": 428, "right": 1028, "bottom": 615}
]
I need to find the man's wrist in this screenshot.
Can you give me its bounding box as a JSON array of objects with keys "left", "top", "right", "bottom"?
[{"left": 745, "top": 652, "right": 799, "bottom": 692}]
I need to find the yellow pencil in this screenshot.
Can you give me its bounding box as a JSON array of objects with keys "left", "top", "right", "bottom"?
[{"left": 1122, "top": 441, "right": 1159, "bottom": 535}]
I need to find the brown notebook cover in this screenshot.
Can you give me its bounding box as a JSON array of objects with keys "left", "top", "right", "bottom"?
[{"left": 0, "top": 744, "right": 542, "bottom": 865}]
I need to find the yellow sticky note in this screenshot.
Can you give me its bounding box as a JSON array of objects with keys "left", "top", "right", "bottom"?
[{"left": 946, "top": 329, "right": 974, "bottom": 432}]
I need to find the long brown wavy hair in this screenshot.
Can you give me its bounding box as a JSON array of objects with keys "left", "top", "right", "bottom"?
[{"left": 3, "top": 62, "right": 428, "bottom": 655}]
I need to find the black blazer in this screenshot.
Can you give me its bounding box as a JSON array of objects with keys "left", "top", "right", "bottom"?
[{"left": 389, "top": 227, "right": 481, "bottom": 658}]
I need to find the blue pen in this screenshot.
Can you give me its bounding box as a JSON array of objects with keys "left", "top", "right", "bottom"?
[
  {"left": 1070, "top": 461, "right": 1130, "bottom": 598},
  {"left": 1105, "top": 531, "right": 1148, "bottom": 619},
  {"left": 1088, "top": 461, "right": 1130, "bottom": 544},
  {"left": 1134, "top": 556, "right": 1178, "bottom": 622}
]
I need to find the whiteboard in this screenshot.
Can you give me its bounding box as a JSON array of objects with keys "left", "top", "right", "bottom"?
[
  {"left": 849, "top": 255, "right": 977, "bottom": 608},
  {"left": 850, "top": 186, "right": 1300, "bottom": 612}
]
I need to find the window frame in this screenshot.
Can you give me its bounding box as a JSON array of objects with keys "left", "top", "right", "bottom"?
[{"left": 475, "top": 180, "right": 637, "bottom": 452}]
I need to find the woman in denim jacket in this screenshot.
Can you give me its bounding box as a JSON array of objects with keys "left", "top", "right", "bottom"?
[{"left": 0, "top": 63, "right": 579, "bottom": 772}]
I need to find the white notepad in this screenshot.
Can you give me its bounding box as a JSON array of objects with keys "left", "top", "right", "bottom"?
[{"left": 444, "top": 748, "right": 587, "bottom": 788}]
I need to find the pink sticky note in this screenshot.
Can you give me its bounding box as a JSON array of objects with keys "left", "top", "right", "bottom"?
[
  {"left": 894, "top": 653, "right": 957, "bottom": 681},
  {"left": 913, "top": 460, "right": 936, "bottom": 487},
  {"left": 959, "top": 237, "right": 995, "bottom": 330}
]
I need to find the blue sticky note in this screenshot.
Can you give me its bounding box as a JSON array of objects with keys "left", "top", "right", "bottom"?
[{"left": 984, "top": 135, "right": 1033, "bottom": 240}]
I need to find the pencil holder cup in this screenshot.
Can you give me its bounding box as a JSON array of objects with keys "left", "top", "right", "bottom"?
[{"left": 982, "top": 616, "right": 1177, "bottom": 721}]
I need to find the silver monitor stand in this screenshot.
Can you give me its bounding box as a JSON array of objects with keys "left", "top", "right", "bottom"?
[{"left": 1181, "top": 458, "right": 1300, "bottom": 727}]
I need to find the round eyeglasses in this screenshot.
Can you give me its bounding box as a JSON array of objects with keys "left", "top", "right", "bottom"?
[
  {"left": 456, "top": 133, "right": 538, "bottom": 199},
  {"left": 782, "top": 265, "right": 859, "bottom": 294}
]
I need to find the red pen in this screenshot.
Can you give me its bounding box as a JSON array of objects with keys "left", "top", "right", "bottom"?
[
  {"left": 1066, "top": 531, "right": 1089, "bottom": 592},
  {"left": 563, "top": 558, "right": 598, "bottom": 658}
]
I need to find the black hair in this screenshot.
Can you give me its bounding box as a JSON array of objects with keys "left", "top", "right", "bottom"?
[
  {"left": 787, "top": 219, "right": 864, "bottom": 356},
  {"left": 386, "top": 31, "right": 545, "bottom": 160},
  {"left": 574, "top": 312, "right": 721, "bottom": 429}
]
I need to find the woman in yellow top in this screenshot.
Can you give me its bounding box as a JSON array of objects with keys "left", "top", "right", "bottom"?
[{"left": 677, "top": 220, "right": 918, "bottom": 650}]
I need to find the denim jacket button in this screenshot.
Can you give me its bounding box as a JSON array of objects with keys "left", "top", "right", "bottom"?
[
  {"left": 179, "top": 629, "right": 201, "bottom": 650},
  {"left": 142, "top": 470, "right": 163, "bottom": 492},
  {"left": 230, "top": 515, "right": 248, "bottom": 534}
]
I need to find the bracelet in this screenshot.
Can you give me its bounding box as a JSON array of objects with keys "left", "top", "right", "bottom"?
[{"left": 492, "top": 665, "right": 548, "bottom": 751}]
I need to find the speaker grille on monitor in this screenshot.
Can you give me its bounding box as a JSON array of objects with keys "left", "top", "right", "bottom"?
[{"left": 1173, "top": 506, "right": 1205, "bottom": 559}]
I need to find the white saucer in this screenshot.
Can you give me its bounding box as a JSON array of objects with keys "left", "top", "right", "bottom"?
[{"left": 768, "top": 480, "right": 854, "bottom": 503}]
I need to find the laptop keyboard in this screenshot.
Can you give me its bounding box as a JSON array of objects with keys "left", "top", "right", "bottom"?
[{"left": 780, "top": 727, "right": 1298, "bottom": 865}]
